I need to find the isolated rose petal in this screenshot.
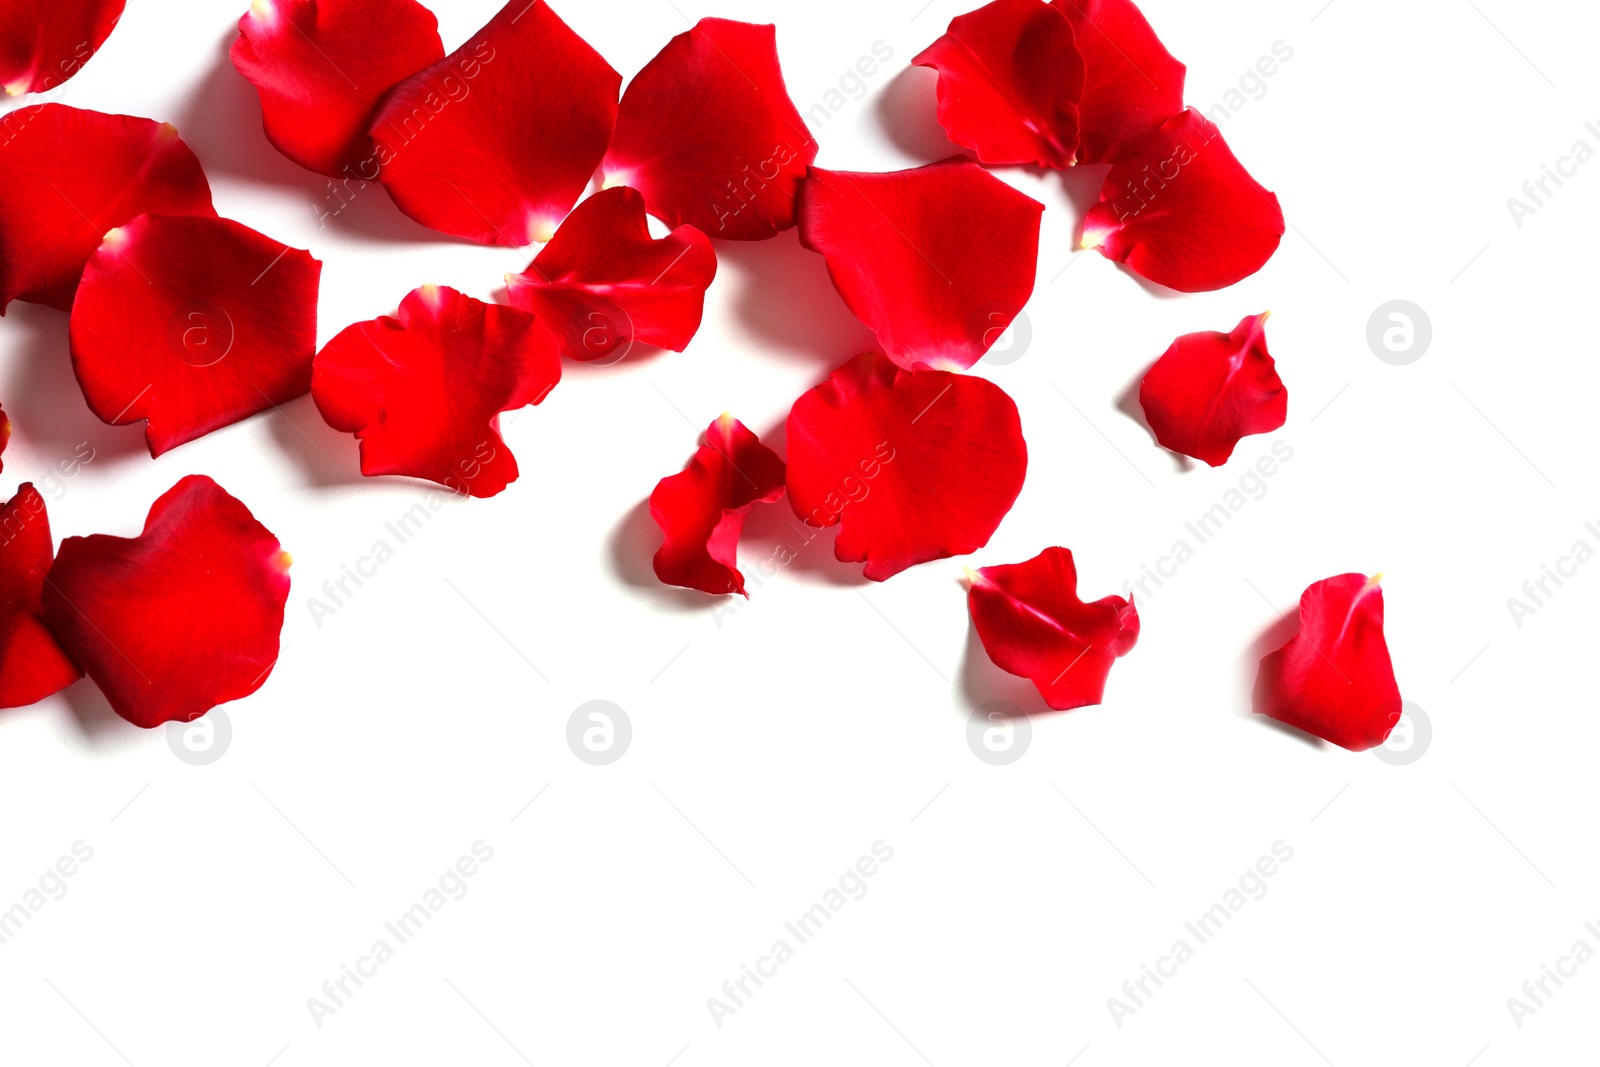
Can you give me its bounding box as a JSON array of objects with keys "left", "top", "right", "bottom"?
[
  {"left": 0, "top": 484, "right": 83, "bottom": 708},
  {"left": 967, "top": 547, "right": 1138, "bottom": 710},
  {"left": 1139, "top": 312, "right": 1285, "bottom": 466},
  {"left": 369, "top": 0, "right": 619, "bottom": 245},
  {"left": 312, "top": 285, "right": 559, "bottom": 497},
  {"left": 0, "top": 105, "right": 214, "bottom": 312},
  {"left": 69, "top": 213, "right": 321, "bottom": 456},
  {"left": 602, "top": 19, "right": 815, "bottom": 241},
  {"left": 650, "top": 415, "right": 786, "bottom": 596},
  {"left": 1254, "top": 573, "right": 1401, "bottom": 750},
  {"left": 799, "top": 160, "right": 1043, "bottom": 371},
  {"left": 0, "top": 403, "right": 8, "bottom": 470},
  {"left": 505, "top": 187, "right": 716, "bottom": 362},
  {"left": 787, "top": 352, "right": 1027, "bottom": 580},
  {"left": 912, "top": 0, "right": 1084, "bottom": 169},
  {"left": 1051, "top": 0, "right": 1185, "bottom": 164},
  {"left": 1082, "top": 108, "right": 1284, "bottom": 292},
  {"left": 0, "top": 0, "right": 124, "bottom": 96},
  {"left": 231, "top": 0, "right": 444, "bottom": 178}
]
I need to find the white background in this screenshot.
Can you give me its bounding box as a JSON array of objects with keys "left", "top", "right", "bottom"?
[{"left": 2, "top": 0, "right": 1597, "bottom": 1063}]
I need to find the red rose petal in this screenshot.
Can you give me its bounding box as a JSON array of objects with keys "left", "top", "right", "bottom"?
[
  {"left": 798, "top": 159, "right": 1043, "bottom": 372},
  {"left": 505, "top": 186, "right": 717, "bottom": 362},
  {"left": 0, "top": 484, "right": 83, "bottom": 709},
  {"left": 650, "top": 414, "right": 786, "bottom": 596},
  {"left": 1051, "top": 0, "right": 1185, "bottom": 164},
  {"left": 0, "top": 104, "right": 215, "bottom": 312},
  {"left": 1139, "top": 311, "right": 1285, "bottom": 466},
  {"left": 368, "top": 0, "right": 619, "bottom": 245},
  {"left": 0, "top": 0, "right": 124, "bottom": 96},
  {"left": 231, "top": 0, "right": 444, "bottom": 178},
  {"left": 601, "top": 18, "right": 815, "bottom": 241},
  {"left": 912, "top": 0, "right": 1084, "bottom": 169},
  {"left": 0, "top": 402, "right": 8, "bottom": 468},
  {"left": 312, "top": 284, "right": 559, "bottom": 498},
  {"left": 786, "top": 352, "right": 1027, "bottom": 580},
  {"left": 1254, "top": 573, "right": 1401, "bottom": 751},
  {"left": 1081, "top": 108, "right": 1284, "bottom": 292},
  {"left": 69, "top": 212, "right": 321, "bottom": 456},
  {"left": 967, "top": 546, "right": 1139, "bottom": 711}
]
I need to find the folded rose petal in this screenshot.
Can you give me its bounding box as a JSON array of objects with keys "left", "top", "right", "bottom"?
[
  {"left": 0, "top": 484, "right": 83, "bottom": 709},
  {"left": 650, "top": 415, "right": 786, "bottom": 596},
  {"left": 1051, "top": 0, "right": 1185, "bottom": 164},
  {"left": 786, "top": 352, "right": 1027, "bottom": 580},
  {"left": 912, "top": 0, "right": 1084, "bottom": 169},
  {"left": 1139, "top": 311, "right": 1285, "bottom": 466},
  {"left": 369, "top": 0, "right": 619, "bottom": 245},
  {"left": 967, "top": 547, "right": 1138, "bottom": 710},
  {"left": 231, "top": 0, "right": 444, "bottom": 178},
  {"left": 799, "top": 160, "right": 1042, "bottom": 371},
  {"left": 69, "top": 212, "right": 321, "bottom": 456},
  {"left": 0, "top": 105, "right": 215, "bottom": 312},
  {"left": 505, "top": 186, "right": 716, "bottom": 362},
  {"left": 0, "top": 0, "right": 124, "bottom": 96},
  {"left": 1082, "top": 108, "right": 1284, "bottom": 292},
  {"left": 1254, "top": 573, "right": 1401, "bottom": 751},
  {"left": 312, "top": 285, "right": 559, "bottom": 497},
  {"left": 601, "top": 18, "right": 815, "bottom": 241}
]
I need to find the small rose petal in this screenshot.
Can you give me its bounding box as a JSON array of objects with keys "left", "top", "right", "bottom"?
[
  {"left": 505, "top": 186, "right": 716, "bottom": 362},
  {"left": 39, "top": 475, "right": 290, "bottom": 728},
  {"left": 650, "top": 415, "right": 786, "bottom": 596},
  {"left": 1139, "top": 311, "right": 1285, "bottom": 466},
  {"left": 1051, "top": 0, "right": 1185, "bottom": 164},
  {"left": 69, "top": 212, "right": 321, "bottom": 456},
  {"left": 0, "top": 483, "right": 83, "bottom": 709},
  {"left": 0, "top": 105, "right": 215, "bottom": 312},
  {"left": 231, "top": 0, "right": 444, "bottom": 178},
  {"left": 799, "top": 159, "right": 1043, "bottom": 371},
  {"left": 602, "top": 18, "right": 815, "bottom": 241},
  {"left": 786, "top": 352, "right": 1027, "bottom": 581},
  {"left": 967, "top": 547, "right": 1139, "bottom": 710},
  {"left": 312, "top": 285, "right": 559, "bottom": 498},
  {"left": 1082, "top": 108, "right": 1284, "bottom": 292},
  {"left": 0, "top": 0, "right": 124, "bottom": 96},
  {"left": 1254, "top": 573, "right": 1401, "bottom": 751}
]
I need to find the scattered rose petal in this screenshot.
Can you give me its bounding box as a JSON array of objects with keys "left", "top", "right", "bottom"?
[
  {"left": 798, "top": 159, "right": 1043, "bottom": 371},
  {"left": 0, "top": 0, "right": 124, "bottom": 97},
  {"left": 69, "top": 212, "right": 321, "bottom": 456},
  {"left": 1051, "top": 0, "right": 1185, "bottom": 164},
  {"left": 786, "top": 351, "right": 1027, "bottom": 580},
  {"left": 0, "top": 483, "right": 83, "bottom": 709},
  {"left": 1139, "top": 311, "right": 1285, "bottom": 466},
  {"left": 0, "top": 403, "right": 8, "bottom": 469},
  {"left": 602, "top": 18, "right": 815, "bottom": 241}
]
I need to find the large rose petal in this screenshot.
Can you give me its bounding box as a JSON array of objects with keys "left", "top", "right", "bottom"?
[
  {"left": 0, "top": 104, "right": 215, "bottom": 312},
  {"left": 0, "top": 484, "right": 83, "bottom": 709},
  {"left": 601, "top": 18, "right": 815, "bottom": 241},
  {"left": 231, "top": 0, "right": 444, "bottom": 178},
  {"left": 505, "top": 186, "right": 716, "bottom": 362},
  {"left": 1139, "top": 311, "right": 1285, "bottom": 466},
  {"left": 68, "top": 212, "right": 321, "bottom": 456},
  {"left": 786, "top": 352, "right": 1027, "bottom": 581},
  {"left": 39, "top": 475, "right": 290, "bottom": 728},
  {"left": 0, "top": 0, "right": 124, "bottom": 97},
  {"left": 368, "top": 0, "right": 619, "bottom": 245},
  {"left": 650, "top": 414, "right": 786, "bottom": 596},
  {"left": 312, "top": 285, "right": 560, "bottom": 498},
  {"left": 798, "top": 160, "right": 1043, "bottom": 372},
  {"left": 1082, "top": 108, "right": 1284, "bottom": 292},
  {"left": 967, "top": 547, "right": 1138, "bottom": 711},
  {"left": 1051, "top": 0, "right": 1185, "bottom": 164}
]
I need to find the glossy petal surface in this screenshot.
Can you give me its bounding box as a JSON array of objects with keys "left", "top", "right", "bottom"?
[
  {"left": 1052, "top": 0, "right": 1185, "bottom": 164},
  {"left": 1140, "top": 312, "right": 1285, "bottom": 466},
  {"left": 0, "top": 484, "right": 82, "bottom": 708},
  {"left": 0, "top": 0, "right": 124, "bottom": 96}
]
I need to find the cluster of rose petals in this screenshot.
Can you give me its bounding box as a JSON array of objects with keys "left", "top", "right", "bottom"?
[
  {"left": 1139, "top": 312, "right": 1285, "bottom": 466},
  {"left": 0, "top": 0, "right": 124, "bottom": 97},
  {"left": 0, "top": 484, "right": 82, "bottom": 708}
]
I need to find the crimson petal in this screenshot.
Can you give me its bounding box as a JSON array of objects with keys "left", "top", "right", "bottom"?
[
  {"left": 1051, "top": 0, "right": 1185, "bottom": 165},
  {"left": 0, "top": 484, "right": 82, "bottom": 708},
  {"left": 1139, "top": 311, "right": 1285, "bottom": 466},
  {"left": 0, "top": 402, "right": 8, "bottom": 469},
  {"left": 0, "top": 0, "right": 124, "bottom": 96}
]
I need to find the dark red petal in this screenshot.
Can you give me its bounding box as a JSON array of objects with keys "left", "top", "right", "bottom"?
[
  {"left": 68, "top": 212, "right": 321, "bottom": 456},
  {"left": 0, "top": 484, "right": 82, "bottom": 709},
  {"left": 602, "top": 18, "right": 815, "bottom": 241},
  {"left": 911, "top": 0, "right": 1084, "bottom": 169},
  {"left": 40, "top": 476, "right": 290, "bottom": 728},
  {"left": 650, "top": 415, "right": 786, "bottom": 596},
  {"left": 1139, "top": 311, "right": 1285, "bottom": 466},
  {"left": 505, "top": 186, "right": 716, "bottom": 362},
  {"left": 368, "top": 0, "right": 619, "bottom": 245},
  {"left": 798, "top": 159, "right": 1042, "bottom": 372},
  {"left": 0, "top": 104, "right": 215, "bottom": 312},
  {"left": 786, "top": 352, "right": 1027, "bottom": 581},
  {"left": 967, "top": 547, "right": 1138, "bottom": 711},
  {"left": 1254, "top": 573, "right": 1401, "bottom": 751},
  {"left": 0, "top": 402, "right": 8, "bottom": 469},
  {"left": 1051, "top": 0, "right": 1184, "bottom": 164},
  {"left": 231, "top": 0, "right": 444, "bottom": 178},
  {"left": 0, "top": 0, "right": 124, "bottom": 96},
  {"left": 312, "top": 285, "right": 559, "bottom": 498},
  {"left": 1082, "top": 108, "right": 1284, "bottom": 292}
]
